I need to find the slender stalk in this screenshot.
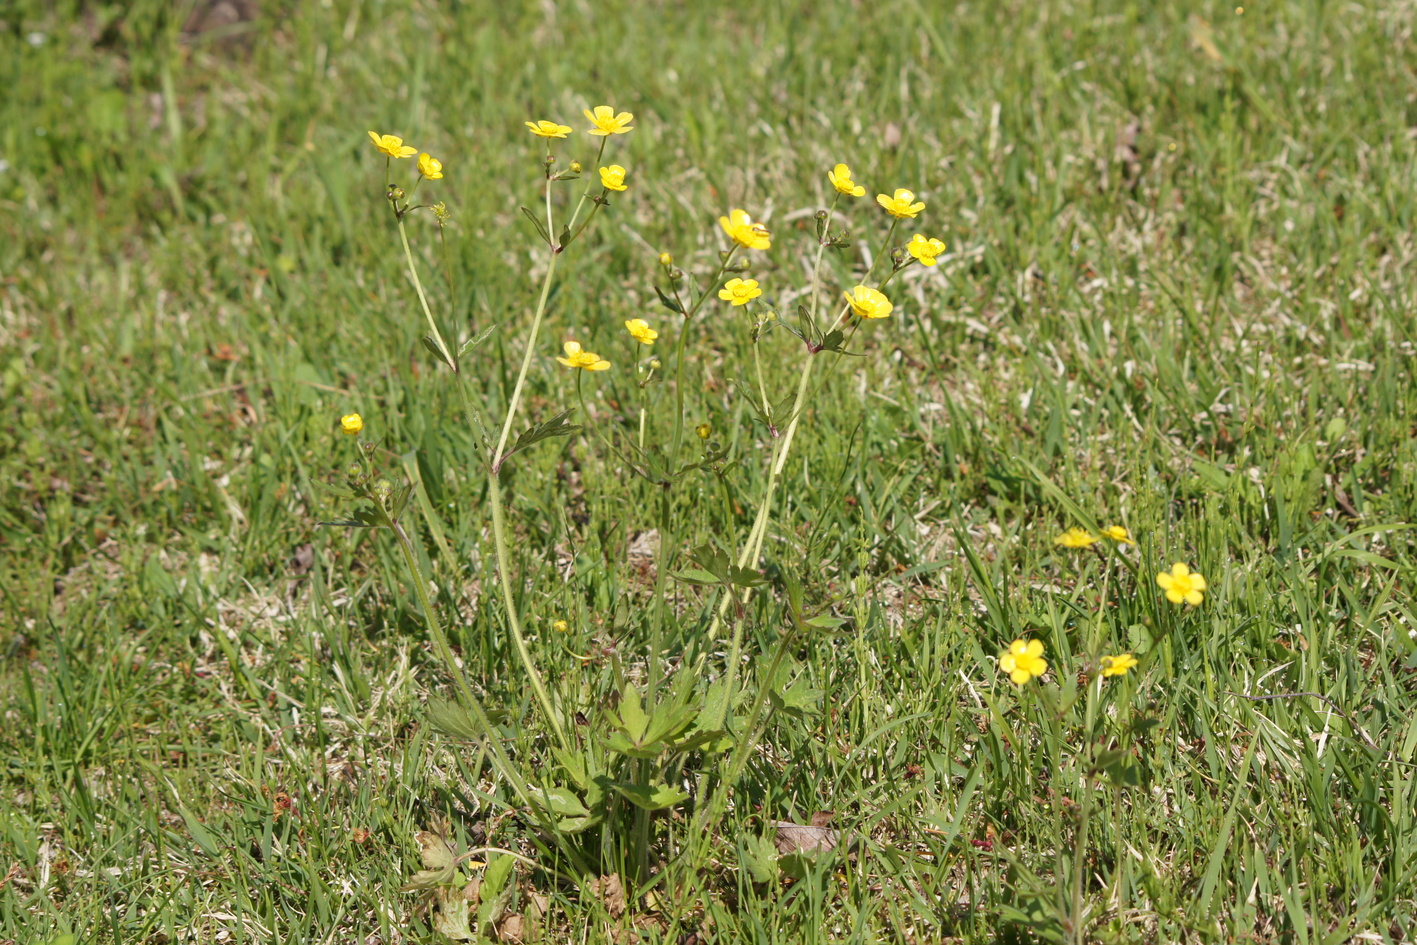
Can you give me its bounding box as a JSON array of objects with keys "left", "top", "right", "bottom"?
[
  {"left": 390, "top": 521, "right": 533, "bottom": 804},
  {"left": 398, "top": 218, "right": 453, "bottom": 368}
]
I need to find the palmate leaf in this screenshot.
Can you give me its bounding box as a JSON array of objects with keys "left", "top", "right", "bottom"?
[
  {"left": 496, "top": 409, "right": 581, "bottom": 469},
  {"left": 318, "top": 508, "right": 385, "bottom": 529}
]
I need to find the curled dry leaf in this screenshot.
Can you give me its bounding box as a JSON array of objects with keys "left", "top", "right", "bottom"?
[
  {"left": 589, "top": 872, "right": 626, "bottom": 918},
  {"left": 772, "top": 821, "right": 839, "bottom": 856}
]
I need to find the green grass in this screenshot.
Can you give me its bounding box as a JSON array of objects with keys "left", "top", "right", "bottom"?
[{"left": 4, "top": 0, "right": 1417, "bottom": 941}]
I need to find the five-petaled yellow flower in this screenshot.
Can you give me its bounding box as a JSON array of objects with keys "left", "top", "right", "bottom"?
[
  {"left": 584, "top": 105, "right": 634, "bottom": 136},
  {"left": 1100, "top": 653, "right": 1138, "bottom": 678},
  {"left": 1101, "top": 525, "right": 1135, "bottom": 544},
  {"left": 340, "top": 413, "right": 364, "bottom": 436},
  {"left": 719, "top": 209, "right": 772, "bottom": 251},
  {"left": 719, "top": 278, "right": 763, "bottom": 307},
  {"left": 998, "top": 638, "right": 1048, "bottom": 685},
  {"left": 828, "top": 163, "right": 866, "bottom": 197},
  {"left": 556, "top": 341, "right": 610, "bottom": 372},
  {"left": 417, "top": 153, "right": 443, "bottom": 180},
  {"left": 1157, "top": 563, "right": 1206, "bottom": 606},
  {"left": 907, "top": 234, "right": 946, "bottom": 267},
  {"left": 877, "top": 187, "right": 926, "bottom": 219},
  {"left": 624, "top": 318, "right": 658, "bottom": 344},
  {"left": 525, "top": 119, "right": 572, "bottom": 139},
  {"left": 368, "top": 132, "right": 417, "bottom": 159},
  {"left": 599, "top": 164, "right": 628, "bottom": 192},
  {"left": 844, "top": 285, "right": 892, "bottom": 319},
  {"left": 1054, "top": 527, "right": 1098, "bottom": 548}
]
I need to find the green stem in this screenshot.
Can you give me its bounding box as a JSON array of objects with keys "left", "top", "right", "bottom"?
[
  {"left": 390, "top": 520, "right": 533, "bottom": 804},
  {"left": 398, "top": 218, "right": 454, "bottom": 368}
]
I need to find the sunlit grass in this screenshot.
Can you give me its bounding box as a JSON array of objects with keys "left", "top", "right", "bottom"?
[{"left": 3, "top": 1, "right": 1416, "bottom": 942}]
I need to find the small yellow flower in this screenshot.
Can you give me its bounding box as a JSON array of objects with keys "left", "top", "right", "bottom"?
[
  {"left": 658, "top": 252, "right": 673, "bottom": 266},
  {"left": 584, "top": 105, "right": 634, "bottom": 136},
  {"left": 340, "top": 413, "right": 364, "bottom": 436},
  {"left": 553, "top": 620, "right": 569, "bottom": 633},
  {"left": 1157, "top": 563, "right": 1207, "bottom": 606},
  {"left": 843, "top": 285, "right": 892, "bottom": 319},
  {"left": 876, "top": 187, "right": 926, "bottom": 219},
  {"left": 719, "top": 209, "right": 772, "bottom": 251},
  {"left": 1100, "top": 653, "right": 1138, "bottom": 678},
  {"left": 624, "top": 318, "right": 658, "bottom": 344},
  {"left": 1101, "top": 525, "right": 1135, "bottom": 544},
  {"left": 695, "top": 423, "right": 711, "bottom": 439},
  {"left": 1054, "top": 527, "right": 1099, "bottom": 548},
  {"left": 417, "top": 153, "right": 443, "bottom": 180},
  {"left": 368, "top": 132, "right": 417, "bottom": 159},
  {"left": 719, "top": 278, "right": 763, "bottom": 307},
  {"left": 998, "top": 638, "right": 1047, "bottom": 685},
  {"left": 526, "top": 119, "right": 572, "bottom": 139},
  {"left": 599, "top": 164, "right": 628, "bottom": 192},
  {"left": 907, "top": 234, "right": 946, "bottom": 267},
  {"left": 555, "top": 340, "right": 610, "bottom": 372},
  {"left": 828, "top": 163, "right": 866, "bottom": 197}
]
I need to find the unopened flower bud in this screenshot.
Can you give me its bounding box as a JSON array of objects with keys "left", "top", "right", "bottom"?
[
  {"left": 658, "top": 252, "right": 673, "bottom": 266},
  {"left": 669, "top": 268, "right": 684, "bottom": 283},
  {"left": 891, "top": 247, "right": 907, "bottom": 270},
  {"left": 814, "top": 209, "right": 828, "bottom": 221},
  {"left": 569, "top": 161, "right": 583, "bottom": 173},
  {"left": 695, "top": 423, "right": 711, "bottom": 439},
  {"left": 730, "top": 257, "right": 751, "bottom": 272},
  {"left": 373, "top": 478, "right": 394, "bottom": 500},
  {"left": 387, "top": 186, "right": 405, "bottom": 202},
  {"left": 648, "top": 358, "right": 662, "bottom": 370},
  {"left": 345, "top": 462, "right": 363, "bottom": 479}
]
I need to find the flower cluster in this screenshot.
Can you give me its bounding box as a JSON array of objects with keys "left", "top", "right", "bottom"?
[{"left": 1053, "top": 525, "right": 1134, "bottom": 547}]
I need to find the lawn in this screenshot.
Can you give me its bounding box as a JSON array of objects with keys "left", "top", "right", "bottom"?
[{"left": 3, "top": 0, "right": 1416, "bottom": 942}]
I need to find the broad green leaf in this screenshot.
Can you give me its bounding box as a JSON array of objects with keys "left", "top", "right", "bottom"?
[{"left": 608, "top": 781, "right": 690, "bottom": 811}]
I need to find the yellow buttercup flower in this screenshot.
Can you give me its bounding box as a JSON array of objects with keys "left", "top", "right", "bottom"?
[
  {"left": 1054, "top": 527, "right": 1099, "bottom": 548},
  {"left": 1100, "top": 653, "right": 1138, "bottom": 678},
  {"left": 340, "top": 413, "right": 364, "bottom": 436},
  {"left": 417, "top": 153, "right": 443, "bottom": 180},
  {"left": 877, "top": 187, "right": 926, "bottom": 219},
  {"left": 368, "top": 132, "right": 417, "bottom": 159},
  {"left": 719, "top": 209, "right": 772, "bottom": 251},
  {"left": 1101, "top": 525, "right": 1135, "bottom": 544},
  {"left": 998, "top": 638, "right": 1047, "bottom": 685},
  {"left": 828, "top": 163, "right": 866, "bottom": 197},
  {"left": 525, "top": 119, "right": 572, "bottom": 139},
  {"left": 599, "top": 164, "right": 628, "bottom": 191},
  {"left": 584, "top": 105, "right": 634, "bottom": 136},
  {"left": 907, "top": 234, "right": 946, "bottom": 267},
  {"left": 1157, "top": 563, "right": 1206, "bottom": 606},
  {"left": 624, "top": 319, "right": 658, "bottom": 344},
  {"left": 719, "top": 278, "right": 763, "bottom": 307},
  {"left": 555, "top": 341, "right": 610, "bottom": 372},
  {"left": 843, "top": 285, "right": 892, "bottom": 319}
]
